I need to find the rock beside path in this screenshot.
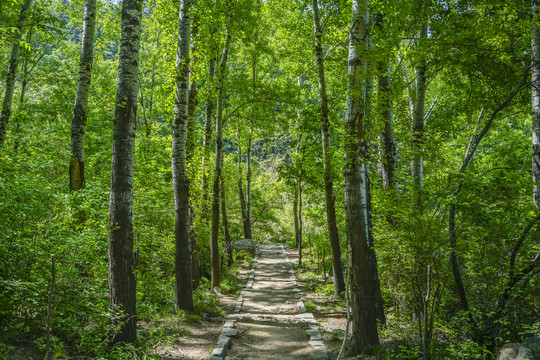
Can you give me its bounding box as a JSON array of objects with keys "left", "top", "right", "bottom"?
[
  {"left": 497, "top": 337, "right": 540, "bottom": 360},
  {"left": 231, "top": 239, "right": 257, "bottom": 255}
]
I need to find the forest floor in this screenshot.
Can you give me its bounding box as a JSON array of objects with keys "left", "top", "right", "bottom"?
[
  {"left": 154, "top": 243, "right": 349, "bottom": 360},
  {"left": 4, "top": 244, "right": 349, "bottom": 360}
]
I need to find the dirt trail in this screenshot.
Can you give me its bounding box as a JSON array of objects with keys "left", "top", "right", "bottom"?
[{"left": 211, "top": 243, "right": 328, "bottom": 360}]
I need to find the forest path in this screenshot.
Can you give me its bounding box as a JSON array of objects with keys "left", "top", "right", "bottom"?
[{"left": 210, "top": 243, "right": 328, "bottom": 360}]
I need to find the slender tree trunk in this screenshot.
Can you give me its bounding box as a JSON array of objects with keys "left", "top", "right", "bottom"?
[
  {"left": 412, "top": 63, "right": 426, "bottom": 190},
  {"left": 69, "top": 0, "right": 96, "bottom": 191},
  {"left": 344, "top": 0, "right": 380, "bottom": 354},
  {"left": 220, "top": 163, "right": 232, "bottom": 266},
  {"left": 365, "top": 166, "right": 386, "bottom": 325},
  {"left": 533, "top": 0, "right": 540, "bottom": 207},
  {"left": 172, "top": 0, "right": 194, "bottom": 312},
  {"left": 211, "top": 25, "right": 231, "bottom": 289},
  {"left": 146, "top": 29, "right": 161, "bottom": 136},
  {"left": 293, "top": 183, "right": 300, "bottom": 248},
  {"left": 245, "top": 53, "right": 256, "bottom": 240},
  {"left": 107, "top": 0, "right": 143, "bottom": 345},
  {"left": 412, "top": 0, "right": 429, "bottom": 209},
  {"left": 0, "top": 0, "right": 33, "bottom": 145},
  {"left": 237, "top": 138, "right": 249, "bottom": 238},
  {"left": 378, "top": 65, "right": 397, "bottom": 191},
  {"left": 245, "top": 119, "right": 253, "bottom": 239},
  {"left": 294, "top": 78, "right": 304, "bottom": 250},
  {"left": 14, "top": 26, "right": 32, "bottom": 151},
  {"left": 312, "top": 0, "right": 345, "bottom": 297},
  {"left": 449, "top": 200, "right": 469, "bottom": 311},
  {"left": 363, "top": 28, "right": 386, "bottom": 323},
  {"left": 298, "top": 178, "right": 303, "bottom": 253},
  {"left": 298, "top": 179, "right": 303, "bottom": 265},
  {"left": 188, "top": 80, "right": 200, "bottom": 289},
  {"left": 201, "top": 59, "right": 216, "bottom": 201},
  {"left": 13, "top": 78, "right": 26, "bottom": 152}
]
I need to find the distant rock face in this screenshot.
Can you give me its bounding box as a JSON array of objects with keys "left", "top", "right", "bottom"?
[
  {"left": 497, "top": 337, "right": 540, "bottom": 360},
  {"left": 231, "top": 239, "right": 257, "bottom": 255}
]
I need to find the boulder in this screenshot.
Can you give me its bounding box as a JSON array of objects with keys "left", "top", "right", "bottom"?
[
  {"left": 498, "top": 338, "right": 540, "bottom": 360},
  {"left": 231, "top": 239, "right": 257, "bottom": 255}
]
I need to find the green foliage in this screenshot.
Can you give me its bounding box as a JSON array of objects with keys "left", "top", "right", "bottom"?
[
  {"left": 193, "top": 282, "right": 226, "bottom": 317},
  {"left": 218, "top": 271, "right": 240, "bottom": 295},
  {"left": 303, "top": 299, "right": 316, "bottom": 313},
  {"left": 1, "top": 0, "right": 539, "bottom": 357}
]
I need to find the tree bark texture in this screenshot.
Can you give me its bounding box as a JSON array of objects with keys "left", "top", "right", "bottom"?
[
  {"left": 69, "top": 0, "right": 96, "bottom": 191},
  {"left": 237, "top": 140, "right": 249, "bottom": 238},
  {"left": 449, "top": 201, "right": 469, "bottom": 311},
  {"left": 294, "top": 80, "right": 304, "bottom": 250},
  {"left": 343, "top": 0, "right": 380, "bottom": 354},
  {"left": 220, "top": 164, "right": 232, "bottom": 266},
  {"left": 533, "top": 0, "right": 540, "bottom": 207},
  {"left": 296, "top": 134, "right": 304, "bottom": 266},
  {"left": 187, "top": 81, "right": 197, "bottom": 165},
  {"left": 211, "top": 26, "right": 231, "bottom": 289},
  {"left": 172, "top": 0, "right": 194, "bottom": 312},
  {"left": 293, "top": 183, "right": 300, "bottom": 248},
  {"left": 107, "top": 0, "right": 142, "bottom": 345},
  {"left": 365, "top": 166, "right": 386, "bottom": 325},
  {"left": 245, "top": 54, "right": 256, "bottom": 240},
  {"left": 201, "top": 59, "right": 216, "bottom": 202},
  {"left": 13, "top": 26, "right": 32, "bottom": 151},
  {"left": 378, "top": 65, "right": 397, "bottom": 191},
  {"left": 412, "top": 0, "right": 429, "bottom": 208},
  {"left": 297, "top": 179, "right": 303, "bottom": 265},
  {"left": 188, "top": 69, "right": 200, "bottom": 289},
  {"left": 245, "top": 120, "right": 253, "bottom": 239},
  {"left": 312, "top": 0, "right": 345, "bottom": 297},
  {"left": 0, "top": 0, "right": 33, "bottom": 145}
]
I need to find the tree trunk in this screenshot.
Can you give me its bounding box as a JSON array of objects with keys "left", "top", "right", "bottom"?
[
  {"left": 343, "top": 0, "right": 380, "bottom": 354},
  {"left": 312, "top": 0, "right": 345, "bottom": 297},
  {"left": 245, "top": 52, "right": 256, "bottom": 240},
  {"left": 14, "top": 26, "right": 32, "bottom": 151},
  {"left": 297, "top": 135, "right": 303, "bottom": 267},
  {"left": 533, "top": 0, "right": 540, "bottom": 207},
  {"left": 412, "top": 0, "right": 429, "bottom": 210},
  {"left": 237, "top": 138, "right": 249, "bottom": 238},
  {"left": 449, "top": 201, "right": 469, "bottom": 311},
  {"left": 188, "top": 80, "right": 200, "bottom": 289},
  {"left": 172, "top": 0, "right": 194, "bottom": 312},
  {"left": 211, "top": 25, "right": 231, "bottom": 289},
  {"left": 245, "top": 119, "right": 253, "bottom": 239},
  {"left": 187, "top": 26, "right": 199, "bottom": 287},
  {"left": 293, "top": 183, "right": 300, "bottom": 248},
  {"left": 0, "top": 0, "right": 33, "bottom": 145},
  {"left": 201, "top": 59, "right": 216, "bottom": 204},
  {"left": 294, "top": 79, "right": 304, "bottom": 250},
  {"left": 69, "top": 0, "right": 96, "bottom": 191},
  {"left": 378, "top": 65, "right": 397, "bottom": 191},
  {"left": 107, "top": 0, "right": 143, "bottom": 345},
  {"left": 220, "top": 163, "right": 232, "bottom": 266},
  {"left": 146, "top": 29, "right": 161, "bottom": 137},
  {"left": 365, "top": 166, "right": 386, "bottom": 325},
  {"left": 298, "top": 179, "right": 303, "bottom": 266}
]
